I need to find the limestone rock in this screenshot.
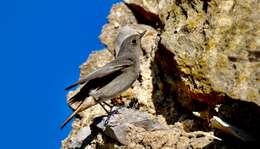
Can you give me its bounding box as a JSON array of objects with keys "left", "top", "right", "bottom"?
[
  {"left": 62, "top": 0, "right": 260, "bottom": 148},
  {"left": 99, "top": 3, "right": 137, "bottom": 56},
  {"left": 95, "top": 107, "right": 167, "bottom": 145},
  {"left": 64, "top": 108, "right": 217, "bottom": 149},
  {"left": 159, "top": 0, "right": 260, "bottom": 106}
]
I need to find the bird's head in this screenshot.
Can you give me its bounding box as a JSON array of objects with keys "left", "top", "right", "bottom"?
[{"left": 117, "top": 30, "right": 146, "bottom": 57}]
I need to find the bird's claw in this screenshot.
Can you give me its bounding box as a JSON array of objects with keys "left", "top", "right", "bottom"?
[{"left": 104, "top": 109, "right": 120, "bottom": 125}]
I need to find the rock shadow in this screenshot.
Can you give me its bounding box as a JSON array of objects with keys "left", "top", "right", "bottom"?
[{"left": 150, "top": 42, "right": 260, "bottom": 145}]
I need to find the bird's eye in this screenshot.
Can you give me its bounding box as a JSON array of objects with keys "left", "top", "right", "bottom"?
[{"left": 131, "top": 39, "right": 137, "bottom": 44}]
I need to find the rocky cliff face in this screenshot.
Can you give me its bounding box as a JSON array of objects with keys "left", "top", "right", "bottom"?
[{"left": 61, "top": 0, "right": 260, "bottom": 148}]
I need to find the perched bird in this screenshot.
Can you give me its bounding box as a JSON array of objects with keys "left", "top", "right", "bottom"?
[{"left": 61, "top": 27, "right": 146, "bottom": 129}]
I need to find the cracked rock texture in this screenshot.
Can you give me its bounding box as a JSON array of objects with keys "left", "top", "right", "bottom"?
[{"left": 61, "top": 0, "right": 260, "bottom": 148}]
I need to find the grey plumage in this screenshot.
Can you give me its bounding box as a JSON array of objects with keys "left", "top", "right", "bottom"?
[{"left": 61, "top": 28, "right": 146, "bottom": 129}]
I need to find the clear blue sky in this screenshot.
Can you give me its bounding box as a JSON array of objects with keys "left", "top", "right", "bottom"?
[{"left": 0, "top": 0, "right": 120, "bottom": 148}]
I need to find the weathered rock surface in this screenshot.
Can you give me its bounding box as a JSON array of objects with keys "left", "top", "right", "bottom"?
[
  {"left": 95, "top": 107, "right": 168, "bottom": 145},
  {"left": 62, "top": 107, "right": 218, "bottom": 149},
  {"left": 158, "top": 0, "right": 260, "bottom": 106},
  {"left": 62, "top": 0, "right": 260, "bottom": 148}
]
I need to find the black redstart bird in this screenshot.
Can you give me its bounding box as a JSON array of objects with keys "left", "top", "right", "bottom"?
[{"left": 61, "top": 26, "right": 146, "bottom": 129}]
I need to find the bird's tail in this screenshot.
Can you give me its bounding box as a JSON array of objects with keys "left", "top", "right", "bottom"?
[
  {"left": 65, "top": 82, "right": 79, "bottom": 90},
  {"left": 65, "top": 78, "right": 89, "bottom": 90},
  {"left": 60, "top": 100, "right": 84, "bottom": 129}
]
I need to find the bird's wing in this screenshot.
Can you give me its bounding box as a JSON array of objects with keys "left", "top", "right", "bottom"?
[{"left": 65, "top": 57, "right": 133, "bottom": 90}]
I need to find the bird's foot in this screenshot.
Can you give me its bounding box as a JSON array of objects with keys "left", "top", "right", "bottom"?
[
  {"left": 108, "top": 109, "right": 120, "bottom": 115},
  {"left": 104, "top": 108, "right": 121, "bottom": 125}
]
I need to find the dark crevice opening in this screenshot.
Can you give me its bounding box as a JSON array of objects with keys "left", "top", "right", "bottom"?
[
  {"left": 125, "top": 3, "right": 164, "bottom": 29},
  {"left": 202, "top": 0, "right": 210, "bottom": 13},
  {"left": 217, "top": 97, "right": 260, "bottom": 140},
  {"left": 151, "top": 42, "right": 195, "bottom": 125}
]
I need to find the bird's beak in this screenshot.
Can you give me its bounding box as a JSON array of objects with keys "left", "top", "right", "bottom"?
[{"left": 138, "top": 30, "right": 146, "bottom": 39}]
